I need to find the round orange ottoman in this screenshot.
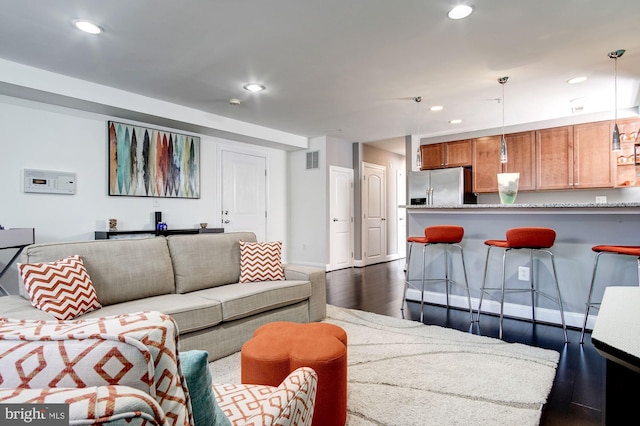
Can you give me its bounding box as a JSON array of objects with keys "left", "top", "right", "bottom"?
[{"left": 241, "top": 321, "right": 347, "bottom": 426}]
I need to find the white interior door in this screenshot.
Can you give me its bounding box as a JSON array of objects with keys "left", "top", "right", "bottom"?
[
  {"left": 329, "top": 166, "right": 354, "bottom": 271},
  {"left": 397, "top": 168, "right": 406, "bottom": 258},
  {"left": 362, "top": 162, "right": 386, "bottom": 265},
  {"left": 221, "top": 150, "right": 266, "bottom": 241}
]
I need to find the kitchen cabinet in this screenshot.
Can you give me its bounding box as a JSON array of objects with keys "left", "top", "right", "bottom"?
[
  {"left": 536, "top": 124, "right": 614, "bottom": 190},
  {"left": 614, "top": 117, "right": 640, "bottom": 187},
  {"left": 420, "top": 140, "right": 472, "bottom": 170},
  {"left": 536, "top": 126, "right": 574, "bottom": 190},
  {"left": 573, "top": 121, "right": 614, "bottom": 189},
  {"left": 472, "top": 136, "right": 501, "bottom": 192},
  {"left": 472, "top": 132, "right": 535, "bottom": 193}
]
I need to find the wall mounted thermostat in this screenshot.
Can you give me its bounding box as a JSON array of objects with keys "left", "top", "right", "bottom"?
[{"left": 24, "top": 169, "right": 76, "bottom": 194}]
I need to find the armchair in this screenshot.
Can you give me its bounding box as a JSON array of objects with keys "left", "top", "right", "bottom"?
[{"left": 0, "top": 311, "right": 317, "bottom": 425}]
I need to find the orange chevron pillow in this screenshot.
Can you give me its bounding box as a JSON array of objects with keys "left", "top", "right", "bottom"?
[
  {"left": 18, "top": 255, "right": 102, "bottom": 320},
  {"left": 239, "top": 240, "right": 285, "bottom": 283}
]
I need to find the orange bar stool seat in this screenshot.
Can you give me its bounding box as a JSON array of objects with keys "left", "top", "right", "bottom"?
[
  {"left": 401, "top": 225, "right": 473, "bottom": 323},
  {"left": 476, "top": 227, "right": 568, "bottom": 342},
  {"left": 580, "top": 245, "right": 640, "bottom": 344}
]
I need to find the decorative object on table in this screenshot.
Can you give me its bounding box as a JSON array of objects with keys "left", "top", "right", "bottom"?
[
  {"left": 108, "top": 218, "right": 117, "bottom": 231},
  {"left": 200, "top": 222, "right": 208, "bottom": 229},
  {"left": 156, "top": 222, "right": 168, "bottom": 231},
  {"left": 108, "top": 121, "right": 200, "bottom": 198},
  {"left": 498, "top": 76, "right": 509, "bottom": 164},
  {"left": 497, "top": 172, "right": 519, "bottom": 204},
  {"left": 608, "top": 49, "right": 625, "bottom": 151},
  {"left": 211, "top": 305, "right": 560, "bottom": 426}
]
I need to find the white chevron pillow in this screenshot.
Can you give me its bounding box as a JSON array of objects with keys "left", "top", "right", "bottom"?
[
  {"left": 18, "top": 255, "right": 102, "bottom": 320},
  {"left": 239, "top": 240, "right": 284, "bottom": 283}
]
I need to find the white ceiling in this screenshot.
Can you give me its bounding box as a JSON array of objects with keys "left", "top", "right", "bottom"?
[{"left": 1, "top": 0, "right": 639, "bottom": 151}]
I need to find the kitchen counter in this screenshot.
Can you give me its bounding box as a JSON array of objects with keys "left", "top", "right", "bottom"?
[
  {"left": 403, "top": 202, "right": 640, "bottom": 211},
  {"left": 402, "top": 203, "right": 640, "bottom": 333}
]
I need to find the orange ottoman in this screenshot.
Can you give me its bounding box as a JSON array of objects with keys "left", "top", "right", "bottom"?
[{"left": 241, "top": 322, "right": 347, "bottom": 426}]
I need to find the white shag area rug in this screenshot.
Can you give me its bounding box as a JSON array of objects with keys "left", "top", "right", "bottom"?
[{"left": 209, "top": 305, "right": 559, "bottom": 426}]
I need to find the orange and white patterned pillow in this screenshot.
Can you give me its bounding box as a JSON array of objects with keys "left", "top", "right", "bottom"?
[
  {"left": 239, "top": 240, "right": 285, "bottom": 283},
  {"left": 18, "top": 255, "right": 101, "bottom": 320}
]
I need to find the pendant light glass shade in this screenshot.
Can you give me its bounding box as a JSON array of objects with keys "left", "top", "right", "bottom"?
[
  {"left": 609, "top": 49, "right": 625, "bottom": 151},
  {"left": 498, "top": 77, "right": 509, "bottom": 163}
]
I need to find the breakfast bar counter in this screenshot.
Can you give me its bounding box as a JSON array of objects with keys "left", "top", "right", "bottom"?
[{"left": 401, "top": 203, "right": 640, "bottom": 332}]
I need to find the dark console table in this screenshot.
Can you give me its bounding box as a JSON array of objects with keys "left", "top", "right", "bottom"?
[
  {"left": 95, "top": 228, "right": 223, "bottom": 240},
  {"left": 0, "top": 228, "right": 35, "bottom": 296},
  {"left": 591, "top": 286, "right": 640, "bottom": 425}
]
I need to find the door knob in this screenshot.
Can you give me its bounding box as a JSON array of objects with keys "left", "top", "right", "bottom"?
[
  {"left": 223, "top": 219, "right": 230, "bottom": 224},
  {"left": 333, "top": 218, "right": 339, "bottom": 222}
]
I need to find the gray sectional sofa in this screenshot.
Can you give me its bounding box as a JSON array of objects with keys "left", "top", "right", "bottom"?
[{"left": 0, "top": 232, "right": 326, "bottom": 361}]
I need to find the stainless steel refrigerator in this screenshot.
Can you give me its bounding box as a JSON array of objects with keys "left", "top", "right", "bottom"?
[{"left": 408, "top": 167, "right": 476, "bottom": 205}]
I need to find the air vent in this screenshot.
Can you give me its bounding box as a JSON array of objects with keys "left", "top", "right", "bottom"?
[{"left": 306, "top": 151, "right": 319, "bottom": 170}]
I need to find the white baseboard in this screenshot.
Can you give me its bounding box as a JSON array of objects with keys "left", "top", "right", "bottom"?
[{"left": 405, "top": 289, "right": 586, "bottom": 329}]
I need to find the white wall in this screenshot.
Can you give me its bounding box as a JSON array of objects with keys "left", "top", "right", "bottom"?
[
  {"left": 287, "top": 137, "right": 327, "bottom": 268},
  {"left": 0, "top": 95, "right": 288, "bottom": 294}
]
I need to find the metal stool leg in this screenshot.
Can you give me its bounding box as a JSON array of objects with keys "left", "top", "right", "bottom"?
[
  {"left": 547, "top": 250, "right": 568, "bottom": 343},
  {"left": 420, "top": 243, "right": 427, "bottom": 322},
  {"left": 476, "top": 245, "right": 494, "bottom": 322},
  {"left": 580, "top": 251, "right": 603, "bottom": 344},
  {"left": 444, "top": 245, "right": 450, "bottom": 308},
  {"left": 401, "top": 242, "right": 415, "bottom": 312},
  {"left": 529, "top": 249, "right": 535, "bottom": 323},
  {"left": 499, "top": 248, "right": 510, "bottom": 340},
  {"left": 455, "top": 243, "right": 474, "bottom": 322}
]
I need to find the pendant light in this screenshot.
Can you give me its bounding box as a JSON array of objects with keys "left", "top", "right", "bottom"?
[
  {"left": 609, "top": 49, "right": 625, "bottom": 151},
  {"left": 498, "top": 76, "right": 509, "bottom": 163}
]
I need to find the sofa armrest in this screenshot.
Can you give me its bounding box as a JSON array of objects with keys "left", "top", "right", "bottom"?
[
  {"left": 0, "top": 385, "right": 168, "bottom": 425},
  {"left": 283, "top": 265, "right": 326, "bottom": 321},
  {"left": 213, "top": 367, "right": 317, "bottom": 426}
]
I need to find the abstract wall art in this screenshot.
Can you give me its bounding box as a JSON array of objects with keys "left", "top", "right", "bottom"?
[{"left": 108, "top": 121, "right": 200, "bottom": 198}]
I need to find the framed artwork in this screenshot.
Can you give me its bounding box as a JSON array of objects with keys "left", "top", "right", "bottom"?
[{"left": 108, "top": 121, "right": 200, "bottom": 198}]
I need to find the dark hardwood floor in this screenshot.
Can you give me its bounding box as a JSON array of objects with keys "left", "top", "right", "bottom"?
[{"left": 326, "top": 259, "right": 603, "bottom": 426}]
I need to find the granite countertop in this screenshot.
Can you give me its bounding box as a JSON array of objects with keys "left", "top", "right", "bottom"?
[{"left": 403, "top": 202, "right": 640, "bottom": 209}]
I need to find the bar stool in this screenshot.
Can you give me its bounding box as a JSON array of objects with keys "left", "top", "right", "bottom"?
[
  {"left": 401, "top": 225, "right": 473, "bottom": 323},
  {"left": 580, "top": 245, "right": 640, "bottom": 344},
  {"left": 476, "top": 227, "right": 568, "bottom": 342}
]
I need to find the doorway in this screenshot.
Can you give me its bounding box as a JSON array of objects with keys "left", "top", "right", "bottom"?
[
  {"left": 329, "top": 166, "right": 354, "bottom": 271},
  {"left": 362, "top": 162, "right": 387, "bottom": 266},
  {"left": 220, "top": 150, "right": 267, "bottom": 241}
]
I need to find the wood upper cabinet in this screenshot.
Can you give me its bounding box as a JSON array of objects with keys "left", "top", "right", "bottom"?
[
  {"left": 419, "top": 143, "right": 445, "bottom": 169},
  {"left": 536, "top": 124, "right": 614, "bottom": 190},
  {"left": 420, "top": 140, "right": 472, "bottom": 170},
  {"left": 472, "top": 136, "right": 501, "bottom": 192},
  {"left": 536, "top": 126, "right": 573, "bottom": 190},
  {"left": 472, "top": 132, "right": 535, "bottom": 193},
  {"left": 445, "top": 140, "right": 473, "bottom": 167},
  {"left": 573, "top": 121, "right": 614, "bottom": 189}
]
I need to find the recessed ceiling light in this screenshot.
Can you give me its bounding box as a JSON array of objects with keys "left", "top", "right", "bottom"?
[
  {"left": 430, "top": 105, "right": 444, "bottom": 111},
  {"left": 567, "top": 76, "right": 588, "bottom": 84},
  {"left": 448, "top": 5, "right": 473, "bottom": 20},
  {"left": 73, "top": 20, "right": 103, "bottom": 34},
  {"left": 449, "top": 119, "right": 463, "bottom": 124},
  {"left": 243, "top": 83, "right": 266, "bottom": 92}
]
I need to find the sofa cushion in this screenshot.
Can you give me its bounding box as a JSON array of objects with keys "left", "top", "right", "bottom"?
[
  {"left": 194, "top": 280, "right": 311, "bottom": 322},
  {"left": 19, "top": 237, "right": 175, "bottom": 306},
  {"left": 239, "top": 240, "right": 285, "bottom": 283},
  {"left": 18, "top": 255, "right": 102, "bottom": 320},
  {"left": 168, "top": 232, "right": 257, "bottom": 293},
  {"left": 77, "top": 293, "right": 224, "bottom": 334}
]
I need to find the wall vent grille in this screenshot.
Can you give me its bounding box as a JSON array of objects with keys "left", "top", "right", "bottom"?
[{"left": 306, "top": 151, "right": 319, "bottom": 170}]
